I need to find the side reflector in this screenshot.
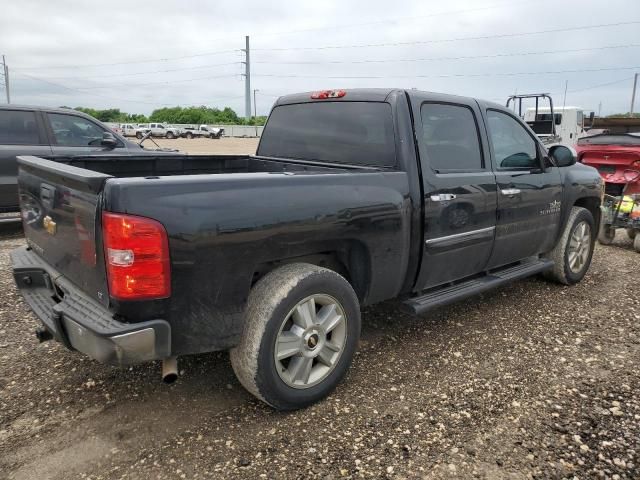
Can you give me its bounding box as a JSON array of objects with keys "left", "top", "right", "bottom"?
[
  {"left": 102, "top": 212, "right": 171, "bottom": 300},
  {"left": 311, "top": 89, "right": 346, "bottom": 99}
]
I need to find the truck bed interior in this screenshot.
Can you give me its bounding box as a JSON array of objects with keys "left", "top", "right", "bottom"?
[{"left": 48, "top": 154, "right": 355, "bottom": 178}]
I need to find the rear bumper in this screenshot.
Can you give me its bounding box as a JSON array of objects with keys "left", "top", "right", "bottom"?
[{"left": 11, "top": 246, "right": 171, "bottom": 365}]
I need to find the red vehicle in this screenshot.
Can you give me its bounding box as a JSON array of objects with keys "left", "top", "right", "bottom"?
[
  {"left": 577, "top": 133, "right": 640, "bottom": 196},
  {"left": 577, "top": 133, "right": 640, "bottom": 250}
]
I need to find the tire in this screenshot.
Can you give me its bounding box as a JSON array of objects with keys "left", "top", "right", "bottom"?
[
  {"left": 598, "top": 223, "right": 615, "bottom": 245},
  {"left": 543, "top": 206, "right": 596, "bottom": 285},
  {"left": 136, "top": 132, "right": 143, "bottom": 139},
  {"left": 634, "top": 234, "right": 640, "bottom": 253},
  {"left": 627, "top": 228, "right": 637, "bottom": 240},
  {"left": 230, "top": 263, "right": 361, "bottom": 410},
  {"left": 166, "top": 131, "right": 175, "bottom": 139},
  {"left": 186, "top": 132, "right": 193, "bottom": 139}
]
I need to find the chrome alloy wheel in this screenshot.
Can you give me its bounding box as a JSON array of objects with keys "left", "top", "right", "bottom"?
[
  {"left": 567, "top": 221, "right": 592, "bottom": 273},
  {"left": 274, "top": 294, "right": 347, "bottom": 389}
]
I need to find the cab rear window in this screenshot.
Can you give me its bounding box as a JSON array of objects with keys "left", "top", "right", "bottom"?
[{"left": 258, "top": 102, "right": 396, "bottom": 168}]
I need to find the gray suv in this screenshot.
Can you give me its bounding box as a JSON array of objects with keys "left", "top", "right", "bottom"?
[{"left": 0, "top": 105, "right": 165, "bottom": 219}]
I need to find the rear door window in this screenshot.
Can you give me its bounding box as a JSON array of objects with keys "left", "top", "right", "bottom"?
[
  {"left": 0, "top": 110, "right": 43, "bottom": 145},
  {"left": 420, "top": 103, "right": 484, "bottom": 172},
  {"left": 258, "top": 102, "right": 396, "bottom": 168}
]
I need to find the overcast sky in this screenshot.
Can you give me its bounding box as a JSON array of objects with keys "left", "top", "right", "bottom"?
[{"left": 1, "top": 0, "right": 639, "bottom": 117}]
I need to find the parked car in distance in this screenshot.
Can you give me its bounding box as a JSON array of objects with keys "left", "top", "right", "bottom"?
[
  {"left": 104, "top": 122, "right": 123, "bottom": 136},
  {"left": 11, "top": 89, "right": 602, "bottom": 410},
  {"left": 120, "top": 123, "right": 139, "bottom": 137},
  {"left": 0, "top": 105, "right": 181, "bottom": 218},
  {"left": 135, "top": 123, "right": 181, "bottom": 139},
  {"left": 181, "top": 124, "right": 224, "bottom": 139}
]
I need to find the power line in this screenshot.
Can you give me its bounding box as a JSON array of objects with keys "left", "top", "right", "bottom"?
[
  {"left": 253, "top": 65, "right": 640, "bottom": 80},
  {"left": 71, "top": 73, "right": 240, "bottom": 90},
  {"left": 14, "top": 49, "right": 240, "bottom": 71},
  {"left": 252, "top": 0, "right": 537, "bottom": 37},
  {"left": 567, "top": 77, "right": 636, "bottom": 94},
  {"left": 12, "top": 1, "right": 538, "bottom": 72},
  {"left": 14, "top": 71, "right": 243, "bottom": 106},
  {"left": 44, "top": 62, "right": 242, "bottom": 80},
  {"left": 253, "top": 43, "right": 640, "bottom": 65},
  {"left": 253, "top": 20, "right": 640, "bottom": 51}
]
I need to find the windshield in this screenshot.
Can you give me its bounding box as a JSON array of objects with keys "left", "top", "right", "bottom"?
[
  {"left": 578, "top": 134, "right": 640, "bottom": 146},
  {"left": 258, "top": 101, "right": 396, "bottom": 168}
]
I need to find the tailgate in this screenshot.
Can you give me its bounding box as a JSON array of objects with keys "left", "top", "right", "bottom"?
[{"left": 17, "top": 155, "right": 112, "bottom": 305}]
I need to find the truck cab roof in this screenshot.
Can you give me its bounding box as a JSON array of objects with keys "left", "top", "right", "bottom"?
[{"left": 275, "top": 88, "right": 506, "bottom": 110}]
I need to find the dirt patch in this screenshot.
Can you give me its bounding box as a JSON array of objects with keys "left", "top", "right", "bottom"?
[
  {"left": 141, "top": 137, "right": 259, "bottom": 155},
  {"left": 0, "top": 230, "right": 638, "bottom": 479}
]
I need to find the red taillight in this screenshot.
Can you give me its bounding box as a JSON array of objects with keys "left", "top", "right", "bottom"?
[
  {"left": 102, "top": 212, "right": 171, "bottom": 300},
  {"left": 311, "top": 89, "right": 346, "bottom": 99}
]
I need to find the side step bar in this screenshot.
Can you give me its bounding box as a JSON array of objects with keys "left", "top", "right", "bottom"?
[
  {"left": 403, "top": 258, "right": 554, "bottom": 316},
  {"left": 0, "top": 212, "right": 22, "bottom": 224}
]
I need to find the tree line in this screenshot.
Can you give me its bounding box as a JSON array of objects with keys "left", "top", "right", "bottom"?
[{"left": 70, "top": 106, "right": 268, "bottom": 125}]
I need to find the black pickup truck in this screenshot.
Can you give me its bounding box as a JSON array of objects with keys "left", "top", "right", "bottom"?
[{"left": 11, "top": 89, "right": 603, "bottom": 410}]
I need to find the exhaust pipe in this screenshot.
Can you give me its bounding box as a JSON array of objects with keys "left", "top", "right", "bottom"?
[{"left": 162, "top": 356, "right": 178, "bottom": 384}]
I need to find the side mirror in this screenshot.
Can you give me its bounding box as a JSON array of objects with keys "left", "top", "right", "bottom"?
[
  {"left": 101, "top": 132, "right": 117, "bottom": 148},
  {"left": 549, "top": 144, "right": 577, "bottom": 167}
]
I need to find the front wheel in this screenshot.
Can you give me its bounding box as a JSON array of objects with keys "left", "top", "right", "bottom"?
[
  {"left": 136, "top": 132, "right": 143, "bottom": 139},
  {"left": 543, "top": 206, "right": 596, "bottom": 285},
  {"left": 634, "top": 234, "right": 640, "bottom": 253},
  {"left": 166, "top": 131, "right": 175, "bottom": 139},
  {"left": 230, "top": 263, "right": 360, "bottom": 410},
  {"left": 627, "top": 228, "right": 637, "bottom": 240},
  {"left": 186, "top": 132, "right": 193, "bottom": 139}
]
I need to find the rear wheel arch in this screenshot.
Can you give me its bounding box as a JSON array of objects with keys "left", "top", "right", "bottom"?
[{"left": 250, "top": 241, "right": 372, "bottom": 304}]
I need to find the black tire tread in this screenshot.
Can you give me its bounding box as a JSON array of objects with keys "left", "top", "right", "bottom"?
[
  {"left": 230, "top": 263, "right": 359, "bottom": 410},
  {"left": 544, "top": 206, "right": 595, "bottom": 285}
]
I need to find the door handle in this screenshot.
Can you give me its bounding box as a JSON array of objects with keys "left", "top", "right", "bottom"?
[
  {"left": 500, "top": 188, "right": 521, "bottom": 196},
  {"left": 430, "top": 193, "right": 457, "bottom": 202}
]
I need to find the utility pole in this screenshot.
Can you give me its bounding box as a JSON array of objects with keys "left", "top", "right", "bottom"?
[
  {"left": 253, "top": 89, "right": 259, "bottom": 137},
  {"left": 242, "top": 36, "right": 251, "bottom": 119},
  {"left": 631, "top": 73, "right": 638, "bottom": 117},
  {"left": 1, "top": 55, "right": 9, "bottom": 104}
]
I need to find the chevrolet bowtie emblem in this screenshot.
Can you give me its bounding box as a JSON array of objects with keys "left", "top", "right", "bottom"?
[{"left": 43, "top": 215, "right": 57, "bottom": 235}]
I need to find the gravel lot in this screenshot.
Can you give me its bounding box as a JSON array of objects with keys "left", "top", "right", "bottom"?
[
  {"left": 1, "top": 228, "right": 639, "bottom": 479},
  {"left": 143, "top": 137, "right": 260, "bottom": 155}
]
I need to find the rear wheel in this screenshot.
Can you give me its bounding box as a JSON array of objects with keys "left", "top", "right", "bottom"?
[
  {"left": 598, "top": 224, "right": 615, "bottom": 245},
  {"left": 544, "top": 206, "right": 595, "bottom": 285},
  {"left": 634, "top": 235, "right": 640, "bottom": 253},
  {"left": 230, "top": 263, "right": 360, "bottom": 410},
  {"left": 186, "top": 132, "right": 193, "bottom": 139},
  {"left": 627, "top": 228, "right": 637, "bottom": 240}
]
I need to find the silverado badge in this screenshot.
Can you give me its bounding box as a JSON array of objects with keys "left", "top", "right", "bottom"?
[{"left": 43, "top": 215, "right": 57, "bottom": 235}]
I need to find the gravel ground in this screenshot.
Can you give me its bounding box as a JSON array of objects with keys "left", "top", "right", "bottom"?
[
  {"left": 0, "top": 226, "right": 638, "bottom": 480},
  {"left": 142, "top": 137, "right": 259, "bottom": 155}
]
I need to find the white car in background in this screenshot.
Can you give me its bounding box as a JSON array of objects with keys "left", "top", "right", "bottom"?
[
  {"left": 104, "top": 122, "right": 123, "bottom": 135},
  {"left": 181, "top": 124, "right": 225, "bottom": 139},
  {"left": 120, "top": 123, "right": 138, "bottom": 137},
  {"left": 135, "top": 123, "right": 181, "bottom": 139}
]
